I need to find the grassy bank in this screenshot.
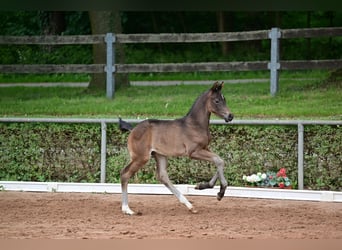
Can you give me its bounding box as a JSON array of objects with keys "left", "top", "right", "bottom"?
[{"left": 0, "top": 75, "right": 341, "bottom": 120}]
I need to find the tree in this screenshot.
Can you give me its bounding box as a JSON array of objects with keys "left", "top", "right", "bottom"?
[
  {"left": 216, "top": 11, "right": 228, "bottom": 56},
  {"left": 40, "top": 11, "right": 66, "bottom": 35},
  {"left": 88, "top": 11, "right": 129, "bottom": 92}
]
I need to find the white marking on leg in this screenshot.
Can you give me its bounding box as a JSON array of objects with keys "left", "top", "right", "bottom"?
[
  {"left": 121, "top": 179, "right": 135, "bottom": 215},
  {"left": 122, "top": 204, "right": 135, "bottom": 215}
]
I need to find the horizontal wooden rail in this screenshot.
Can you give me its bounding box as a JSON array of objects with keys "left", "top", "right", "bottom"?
[
  {"left": 280, "top": 59, "right": 342, "bottom": 70},
  {"left": 0, "top": 35, "right": 105, "bottom": 45},
  {"left": 0, "top": 64, "right": 104, "bottom": 73},
  {"left": 116, "top": 61, "right": 268, "bottom": 73},
  {"left": 116, "top": 30, "right": 269, "bottom": 43},
  {"left": 1, "top": 27, "right": 340, "bottom": 45},
  {"left": 281, "top": 27, "right": 342, "bottom": 39}
]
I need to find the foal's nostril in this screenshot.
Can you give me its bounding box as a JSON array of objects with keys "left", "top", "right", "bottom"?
[
  {"left": 228, "top": 113, "right": 234, "bottom": 121},
  {"left": 224, "top": 113, "right": 234, "bottom": 122}
]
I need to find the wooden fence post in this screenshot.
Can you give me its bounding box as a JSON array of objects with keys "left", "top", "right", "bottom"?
[
  {"left": 105, "top": 33, "right": 115, "bottom": 99},
  {"left": 268, "top": 28, "right": 281, "bottom": 96}
]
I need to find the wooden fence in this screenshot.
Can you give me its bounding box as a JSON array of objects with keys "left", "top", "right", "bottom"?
[{"left": 1, "top": 27, "right": 342, "bottom": 98}]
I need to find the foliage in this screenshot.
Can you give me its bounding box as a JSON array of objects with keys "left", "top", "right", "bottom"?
[
  {"left": 0, "top": 12, "right": 92, "bottom": 66},
  {"left": 0, "top": 123, "right": 341, "bottom": 191},
  {"left": 0, "top": 123, "right": 101, "bottom": 182},
  {"left": 304, "top": 125, "right": 342, "bottom": 190}
]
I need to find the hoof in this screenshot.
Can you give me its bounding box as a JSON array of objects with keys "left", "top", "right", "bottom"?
[
  {"left": 123, "top": 210, "right": 135, "bottom": 216},
  {"left": 123, "top": 211, "right": 143, "bottom": 216},
  {"left": 189, "top": 208, "right": 198, "bottom": 214},
  {"left": 216, "top": 192, "right": 224, "bottom": 201},
  {"left": 122, "top": 206, "right": 136, "bottom": 215}
]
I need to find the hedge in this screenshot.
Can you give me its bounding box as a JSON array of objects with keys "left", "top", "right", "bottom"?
[{"left": 0, "top": 122, "right": 341, "bottom": 191}]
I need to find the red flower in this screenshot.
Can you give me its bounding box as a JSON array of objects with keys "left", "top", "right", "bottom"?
[
  {"left": 278, "top": 182, "right": 285, "bottom": 188},
  {"left": 277, "top": 168, "right": 287, "bottom": 177}
]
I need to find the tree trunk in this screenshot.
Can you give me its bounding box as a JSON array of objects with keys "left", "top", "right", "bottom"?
[
  {"left": 40, "top": 11, "right": 65, "bottom": 35},
  {"left": 217, "top": 11, "right": 228, "bottom": 56},
  {"left": 88, "top": 11, "right": 129, "bottom": 91},
  {"left": 306, "top": 11, "right": 312, "bottom": 60},
  {"left": 150, "top": 12, "right": 163, "bottom": 52},
  {"left": 178, "top": 12, "right": 187, "bottom": 33},
  {"left": 49, "top": 12, "right": 65, "bottom": 35},
  {"left": 273, "top": 11, "right": 282, "bottom": 27},
  {"left": 39, "top": 12, "right": 66, "bottom": 56}
]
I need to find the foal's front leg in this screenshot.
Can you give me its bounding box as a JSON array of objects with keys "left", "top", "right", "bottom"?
[{"left": 195, "top": 172, "right": 218, "bottom": 189}]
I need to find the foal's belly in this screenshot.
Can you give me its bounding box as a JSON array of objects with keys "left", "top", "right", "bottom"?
[{"left": 151, "top": 135, "right": 189, "bottom": 157}]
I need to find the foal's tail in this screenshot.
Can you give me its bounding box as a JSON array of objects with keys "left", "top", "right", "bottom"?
[{"left": 118, "top": 117, "right": 133, "bottom": 133}]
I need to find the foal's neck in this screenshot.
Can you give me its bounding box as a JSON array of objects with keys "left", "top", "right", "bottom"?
[{"left": 183, "top": 91, "right": 211, "bottom": 130}]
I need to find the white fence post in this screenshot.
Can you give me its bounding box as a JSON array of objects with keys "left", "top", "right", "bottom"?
[
  {"left": 297, "top": 123, "right": 304, "bottom": 190},
  {"left": 100, "top": 121, "right": 107, "bottom": 183},
  {"left": 105, "top": 33, "right": 115, "bottom": 99},
  {"left": 268, "top": 27, "right": 281, "bottom": 96}
]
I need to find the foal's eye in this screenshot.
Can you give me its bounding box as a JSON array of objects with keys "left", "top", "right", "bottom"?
[{"left": 214, "top": 99, "right": 220, "bottom": 104}]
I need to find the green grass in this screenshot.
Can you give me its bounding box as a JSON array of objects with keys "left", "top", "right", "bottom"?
[{"left": 0, "top": 71, "right": 341, "bottom": 120}]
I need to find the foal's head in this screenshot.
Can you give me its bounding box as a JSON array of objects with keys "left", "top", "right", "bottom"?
[{"left": 207, "top": 81, "right": 234, "bottom": 122}]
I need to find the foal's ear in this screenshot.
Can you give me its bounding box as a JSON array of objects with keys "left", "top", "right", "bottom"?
[{"left": 211, "top": 81, "right": 224, "bottom": 92}]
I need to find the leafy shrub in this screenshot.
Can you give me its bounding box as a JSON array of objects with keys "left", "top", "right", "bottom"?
[
  {"left": 0, "top": 122, "right": 341, "bottom": 191},
  {"left": 303, "top": 125, "right": 342, "bottom": 190},
  {"left": 0, "top": 123, "right": 101, "bottom": 182}
]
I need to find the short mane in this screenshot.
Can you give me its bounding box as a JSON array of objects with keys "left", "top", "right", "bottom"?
[{"left": 184, "top": 90, "right": 210, "bottom": 118}]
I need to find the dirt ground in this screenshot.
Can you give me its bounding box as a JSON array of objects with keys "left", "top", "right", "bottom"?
[{"left": 0, "top": 191, "right": 341, "bottom": 239}]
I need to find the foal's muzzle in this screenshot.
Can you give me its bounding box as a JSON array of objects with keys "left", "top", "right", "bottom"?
[{"left": 224, "top": 113, "right": 234, "bottom": 123}]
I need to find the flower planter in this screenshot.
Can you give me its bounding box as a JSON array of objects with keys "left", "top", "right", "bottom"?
[
  {"left": 245, "top": 185, "right": 292, "bottom": 189},
  {"left": 243, "top": 168, "right": 292, "bottom": 190}
]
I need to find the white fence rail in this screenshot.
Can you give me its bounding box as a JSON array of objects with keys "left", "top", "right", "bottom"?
[
  {"left": 1, "top": 117, "right": 341, "bottom": 190},
  {"left": 0, "top": 181, "right": 341, "bottom": 202}
]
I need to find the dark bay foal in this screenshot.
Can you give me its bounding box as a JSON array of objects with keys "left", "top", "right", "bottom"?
[{"left": 120, "top": 81, "right": 234, "bottom": 215}]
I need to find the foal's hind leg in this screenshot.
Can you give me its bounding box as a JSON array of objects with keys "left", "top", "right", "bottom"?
[
  {"left": 154, "top": 153, "right": 197, "bottom": 214},
  {"left": 120, "top": 158, "right": 148, "bottom": 215}
]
